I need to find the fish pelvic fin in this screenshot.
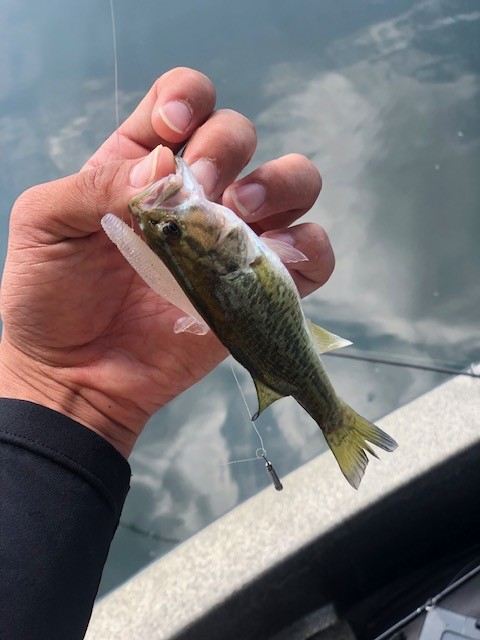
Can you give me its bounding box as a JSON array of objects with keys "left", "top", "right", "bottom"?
[
  {"left": 323, "top": 402, "right": 398, "bottom": 489},
  {"left": 307, "top": 320, "right": 352, "bottom": 354},
  {"left": 251, "top": 377, "right": 286, "bottom": 421}
]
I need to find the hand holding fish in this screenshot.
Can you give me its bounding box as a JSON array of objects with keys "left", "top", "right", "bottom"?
[{"left": 0, "top": 68, "right": 333, "bottom": 459}]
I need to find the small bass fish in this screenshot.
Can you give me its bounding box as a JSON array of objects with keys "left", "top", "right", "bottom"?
[{"left": 102, "top": 158, "right": 397, "bottom": 488}]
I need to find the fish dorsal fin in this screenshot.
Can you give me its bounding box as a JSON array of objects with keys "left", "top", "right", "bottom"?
[
  {"left": 251, "top": 377, "right": 286, "bottom": 421},
  {"left": 261, "top": 237, "right": 308, "bottom": 264},
  {"left": 307, "top": 320, "right": 352, "bottom": 353}
]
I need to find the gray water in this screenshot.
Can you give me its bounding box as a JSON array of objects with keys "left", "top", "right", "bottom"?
[{"left": 1, "top": 0, "right": 479, "bottom": 597}]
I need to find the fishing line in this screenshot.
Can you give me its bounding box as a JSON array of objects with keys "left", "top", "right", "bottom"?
[
  {"left": 224, "top": 452, "right": 266, "bottom": 465},
  {"left": 226, "top": 361, "right": 283, "bottom": 490},
  {"left": 230, "top": 361, "right": 266, "bottom": 453},
  {"left": 324, "top": 351, "right": 480, "bottom": 379},
  {"left": 109, "top": 0, "right": 120, "bottom": 135},
  {"left": 108, "top": 0, "right": 136, "bottom": 231},
  {"left": 118, "top": 520, "right": 181, "bottom": 544}
]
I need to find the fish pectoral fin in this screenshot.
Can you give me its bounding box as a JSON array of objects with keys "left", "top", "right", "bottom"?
[
  {"left": 174, "top": 316, "right": 210, "bottom": 335},
  {"left": 307, "top": 320, "right": 352, "bottom": 353},
  {"left": 251, "top": 377, "right": 286, "bottom": 420},
  {"left": 261, "top": 236, "right": 308, "bottom": 264}
]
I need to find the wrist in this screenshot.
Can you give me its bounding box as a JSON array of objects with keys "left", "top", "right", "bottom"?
[{"left": 0, "top": 339, "right": 137, "bottom": 458}]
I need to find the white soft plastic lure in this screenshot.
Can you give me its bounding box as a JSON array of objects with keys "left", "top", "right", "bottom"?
[{"left": 101, "top": 212, "right": 210, "bottom": 335}]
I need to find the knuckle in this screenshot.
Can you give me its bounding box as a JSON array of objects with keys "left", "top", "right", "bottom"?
[
  {"left": 13, "top": 185, "right": 38, "bottom": 213},
  {"left": 286, "top": 153, "right": 322, "bottom": 195},
  {"left": 302, "top": 223, "right": 333, "bottom": 264},
  {"left": 314, "top": 229, "right": 335, "bottom": 283},
  {"left": 295, "top": 224, "right": 335, "bottom": 288},
  {"left": 12, "top": 183, "right": 52, "bottom": 227},
  {"left": 213, "top": 109, "right": 257, "bottom": 156},
  {"left": 74, "top": 163, "right": 119, "bottom": 211},
  {"left": 155, "top": 68, "right": 217, "bottom": 105},
  {"left": 180, "top": 67, "right": 214, "bottom": 89},
  {"left": 323, "top": 247, "right": 335, "bottom": 282},
  {"left": 216, "top": 109, "right": 256, "bottom": 135},
  {"left": 76, "top": 168, "right": 101, "bottom": 208},
  {"left": 161, "top": 66, "right": 206, "bottom": 82}
]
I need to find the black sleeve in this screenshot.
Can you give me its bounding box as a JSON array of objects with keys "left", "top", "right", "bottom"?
[{"left": 0, "top": 398, "right": 131, "bottom": 640}]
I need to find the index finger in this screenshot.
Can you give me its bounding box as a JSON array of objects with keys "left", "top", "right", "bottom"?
[{"left": 83, "top": 67, "right": 216, "bottom": 170}]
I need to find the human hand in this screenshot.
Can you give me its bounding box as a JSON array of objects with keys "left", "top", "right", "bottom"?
[{"left": 0, "top": 68, "right": 334, "bottom": 457}]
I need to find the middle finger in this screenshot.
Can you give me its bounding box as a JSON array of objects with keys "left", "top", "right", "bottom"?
[{"left": 183, "top": 109, "right": 257, "bottom": 201}]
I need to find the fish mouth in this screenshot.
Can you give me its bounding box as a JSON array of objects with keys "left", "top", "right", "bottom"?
[
  {"left": 128, "top": 171, "right": 185, "bottom": 218},
  {"left": 128, "top": 157, "right": 207, "bottom": 224},
  {"left": 128, "top": 197, "right": 143, "bottom": 219}
]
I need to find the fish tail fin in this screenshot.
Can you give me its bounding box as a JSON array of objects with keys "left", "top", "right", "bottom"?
[{"left": 323, "top": 401, "right": 398, "bottom": 489}]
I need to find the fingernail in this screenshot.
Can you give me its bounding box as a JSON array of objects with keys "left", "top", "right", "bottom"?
[
  {"left": 130, "top": 146, "right": 162, "bottom": 188},
  {"left": 230, "top": 183, "right": 267, "bottom": 217},
  {"left": 158, "top": 100, "right": 192, "bottom": 134},
  {"left": 189, "top": 158, "right": 219, "bottom": 198}
]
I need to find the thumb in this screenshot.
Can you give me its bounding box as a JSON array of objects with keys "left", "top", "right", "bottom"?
[{"left": 11, "top": 145, "right": 175, "bottom": 243}]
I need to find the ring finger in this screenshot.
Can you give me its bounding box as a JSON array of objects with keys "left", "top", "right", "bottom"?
[{"left": 223, "top": 153, "right": 322, "bottom": 233}]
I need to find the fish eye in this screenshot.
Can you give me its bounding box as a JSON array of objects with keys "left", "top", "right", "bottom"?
[{"left": 162, "top": 220, "right": 181, "bottom": 239}]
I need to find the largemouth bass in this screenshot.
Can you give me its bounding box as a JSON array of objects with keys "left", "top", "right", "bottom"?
[{"left": 105, "top": 158, "right": 397, "bottom": 488}]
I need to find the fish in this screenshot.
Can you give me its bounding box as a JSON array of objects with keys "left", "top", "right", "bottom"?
[{"left": 102, "top": 158, "right": 397, "bottom": 488}]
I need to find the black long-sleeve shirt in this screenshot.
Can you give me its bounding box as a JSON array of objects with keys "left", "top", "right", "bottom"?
[{"left": 0, "top": 398, "right": 131, "bottom": 640}]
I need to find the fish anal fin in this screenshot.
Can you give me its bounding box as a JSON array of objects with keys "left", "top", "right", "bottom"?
[
  {"left": 251, "top": 377, "right": 286, "bottom": 421},
  {"left": 307, "top": 320, "right": 352, "bottom": 354}
]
